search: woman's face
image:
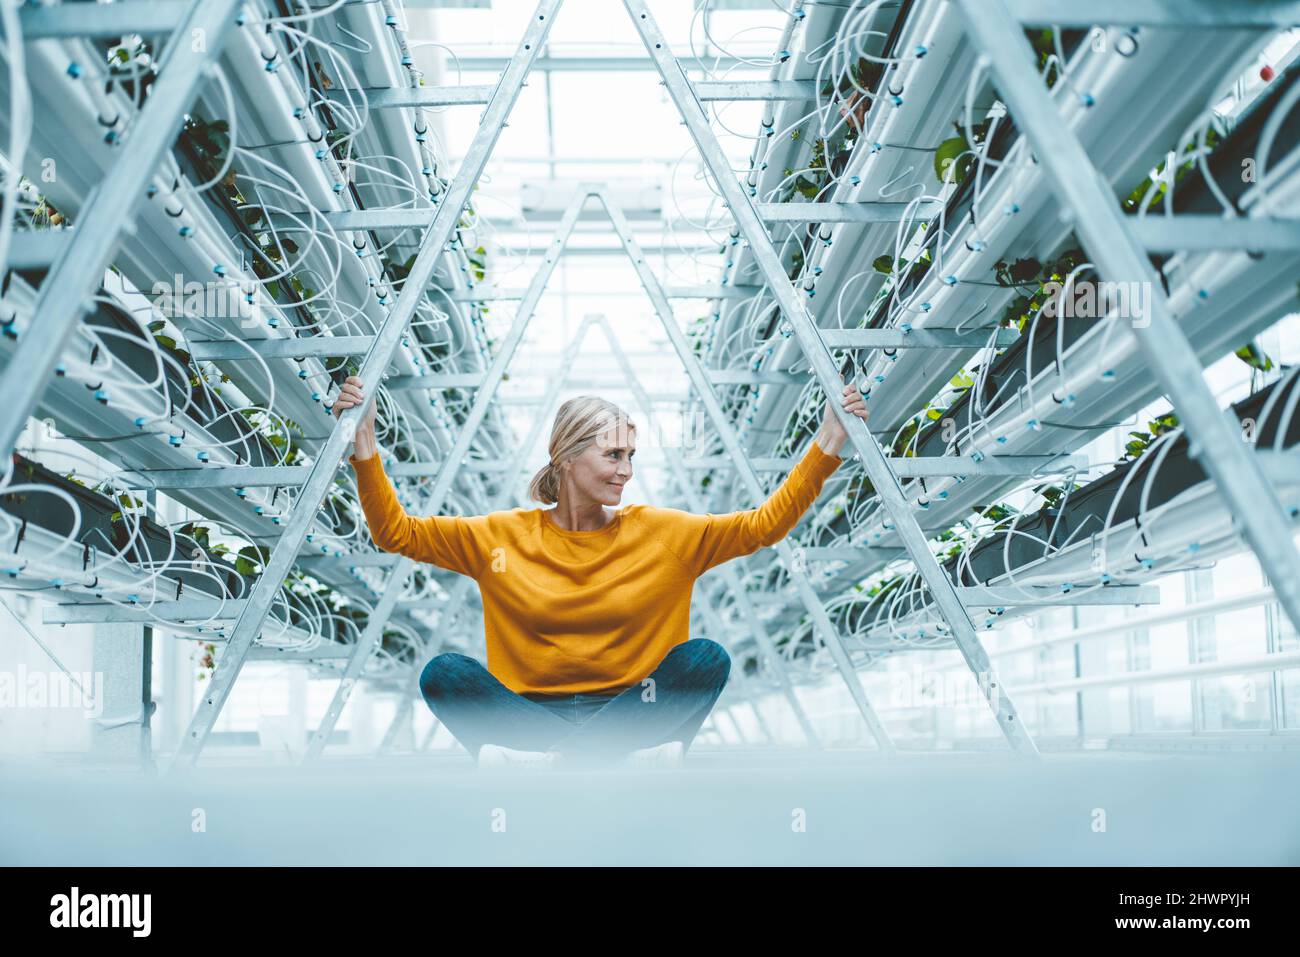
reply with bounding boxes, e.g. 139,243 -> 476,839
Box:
561,424 -> 635,506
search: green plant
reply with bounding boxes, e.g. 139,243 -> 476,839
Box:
1121,412 -> 1180,461
1121,126 -> 1222,213
1234,342 -> 1274,372
1034,482 -> 1083,509
994,246 -> 1087,331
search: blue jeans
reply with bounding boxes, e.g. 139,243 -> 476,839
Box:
418,638 -> 731,767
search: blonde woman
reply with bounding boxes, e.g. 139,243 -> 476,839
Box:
333,376 -> 869,769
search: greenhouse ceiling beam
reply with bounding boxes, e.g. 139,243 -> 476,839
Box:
626,0 -> 1039,757
0,0 -> 244,464
168,0 -> 563,771
1002,0 -> 1300,28
958,0 -> 1300,643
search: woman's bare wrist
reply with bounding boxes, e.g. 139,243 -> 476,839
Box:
351,426 -> 379,461
814,426 -> 847,458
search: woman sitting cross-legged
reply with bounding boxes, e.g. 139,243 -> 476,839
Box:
334,377 -> 868,769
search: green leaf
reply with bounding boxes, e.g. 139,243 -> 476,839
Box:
934,136 -> 969,185
1234,343 -> 1274,372
872,255 -> 894,274
794,175 -> 821,200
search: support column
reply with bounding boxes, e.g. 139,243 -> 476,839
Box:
89,622 -> 154,770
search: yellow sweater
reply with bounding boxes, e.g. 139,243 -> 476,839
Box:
349,440 -> 843,695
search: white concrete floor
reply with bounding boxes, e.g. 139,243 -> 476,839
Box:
2,747 -> 1298,865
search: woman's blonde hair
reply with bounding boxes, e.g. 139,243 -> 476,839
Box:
528,395 -> 636,505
